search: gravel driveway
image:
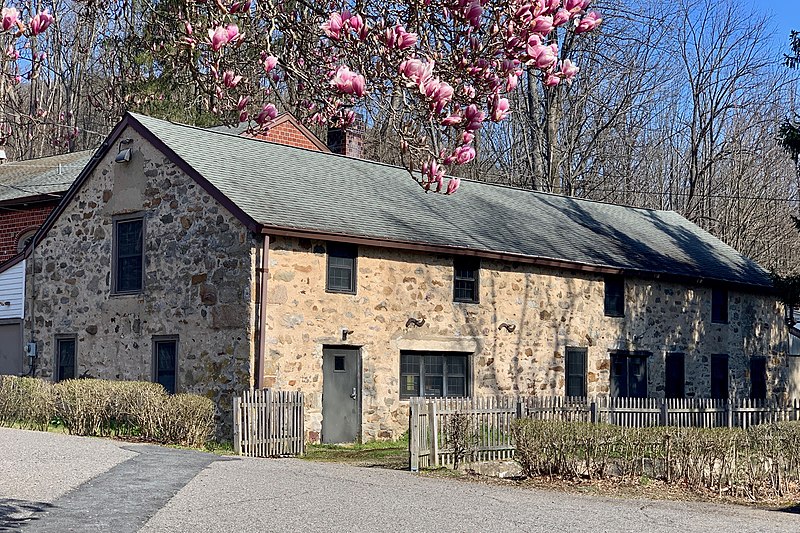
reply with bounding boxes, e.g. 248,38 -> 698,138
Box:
1,428 -> 797,532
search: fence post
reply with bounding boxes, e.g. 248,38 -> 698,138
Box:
725,398 -> 733,428
410,399 -> 420,472
590,399 -> 597,424
428,401 -> 439,468
659,399 -> 668,426
233,395 -> 241,455
516,396 -> 523,419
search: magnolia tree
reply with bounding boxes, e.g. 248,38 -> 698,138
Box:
165,0 -> 601,193
0,7 -> 57,143
0,0 -> 600,192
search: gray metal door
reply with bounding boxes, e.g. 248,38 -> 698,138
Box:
0,322 -> 23,376
322,347 -> 361,443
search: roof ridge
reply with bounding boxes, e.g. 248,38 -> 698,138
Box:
129,112 -> 677,214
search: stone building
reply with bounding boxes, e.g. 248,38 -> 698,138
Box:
5,112 -> 797,442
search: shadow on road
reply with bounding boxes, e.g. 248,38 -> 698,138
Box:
0,498 -> 54,531
773,503 -> 800,515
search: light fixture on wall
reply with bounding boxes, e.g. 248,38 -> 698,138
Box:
405,317 -> 425,328
115,138 -> 134,163
498,322 -> 516,333
341,328 -> 354,341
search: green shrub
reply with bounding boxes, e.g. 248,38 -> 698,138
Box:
0,375 -> 54,430
512,419 -> 800,499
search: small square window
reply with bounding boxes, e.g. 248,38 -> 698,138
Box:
326,243 -> 357,294
153,337 -> 178,394
604,276 -> 624,317
113,217 -> 144,294
334,355 -> 346,372
711,288 -> 728,324
453,257 -> 479,303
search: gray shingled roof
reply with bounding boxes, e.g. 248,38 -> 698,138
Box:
130,113 -> 772,288
0,150 -> 92,203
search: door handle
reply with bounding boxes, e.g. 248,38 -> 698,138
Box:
350,387 -> 357,400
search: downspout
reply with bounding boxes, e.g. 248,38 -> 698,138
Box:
256,235 -> 270,390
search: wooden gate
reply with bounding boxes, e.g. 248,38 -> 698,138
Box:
233,389 -> 305,457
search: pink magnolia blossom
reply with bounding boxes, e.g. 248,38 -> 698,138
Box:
321,12 -> 343,39
489,94 -> 510,122
552,9 -> 570,27
544,73 -> 561,86
464,104 -> 485,132
564,0 -> 590,15
237,95 -> 250,111
542,0 -> 562,15
559,59 -> 579,82
331,65 -> 366,97
184,21 -> 193,36
222,70 -> 242,88
464,0 -> 483,27
421,160 -> 445,191
208,26 -> 228,51
506,73 -> 519,92
441,113 -> 462,126
255,103 -> 278,125
527,41 -> 558,70
29,10 -> 53,36
386,24 -> 417,49
226,24 -> 241,42
5,44 -> 18,59
2,7 -> 18,32
446,177 -> 461,195
574,11 -> 602,33
399,58 -> 435,88
263,55 -> 278,73
454,145 -> 476,164
531,15 -> 553,35
239,111 -> 248,122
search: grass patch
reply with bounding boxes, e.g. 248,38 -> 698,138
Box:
303,437 -> 409,469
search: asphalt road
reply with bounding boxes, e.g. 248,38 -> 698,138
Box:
1,428 -> 798,532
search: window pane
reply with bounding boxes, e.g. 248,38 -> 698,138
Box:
629,357 -> 647,398
424,375 -> 443,397
711,355 -> 728,399
115,219 -> 143,293
453,258 -> 479,302
446,376 -> 465,397
665,353 -> 685,399
326,245 -> 356,292
610,355 -> 627,397
156,341 -> 177,394
750,358 -> 767,400
712,288 -> 728,323
58,339 -> 76,381
565,348 -> 587,397
425,356 -> 443,376
604,276 -> 624,316
400,354 -> 420,398
447,357 -> 466,376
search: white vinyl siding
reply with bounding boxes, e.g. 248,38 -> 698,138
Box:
0,261 -> 24,319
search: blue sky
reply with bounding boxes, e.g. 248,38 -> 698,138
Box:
755,0 -> 799,59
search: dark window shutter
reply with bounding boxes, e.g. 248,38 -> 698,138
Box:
610,354 -> 627,397
749,357 -> 767,400
710,354 -> 729,399
665,353 -> 685,399
565,347 -> 587,397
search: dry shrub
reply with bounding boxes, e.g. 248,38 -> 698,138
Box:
513,419 -> 800,499
0,375 -> 55,430
158,394 -> 215,448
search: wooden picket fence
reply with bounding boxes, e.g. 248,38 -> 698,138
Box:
233,389 -> 305,457
409,396 -> 800,471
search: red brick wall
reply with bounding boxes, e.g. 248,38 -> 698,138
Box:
246,121 -> 324,151
0,203 -> 55,262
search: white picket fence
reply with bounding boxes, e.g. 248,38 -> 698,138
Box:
409,396 -> 800,471
233,389 -> 305,457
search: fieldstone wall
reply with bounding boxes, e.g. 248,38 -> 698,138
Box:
265,236 -> 789,442
25,127 -> 258,426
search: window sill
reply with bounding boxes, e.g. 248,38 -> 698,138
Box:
604,313 -> 625,318
325,289 -> 357,295
110,291 -> 145,298
453,299 -> 480,305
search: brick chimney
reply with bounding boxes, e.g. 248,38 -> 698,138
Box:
327,116 -> 364,159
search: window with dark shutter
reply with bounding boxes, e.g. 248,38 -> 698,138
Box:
749,357 -> 767,400
710,354 -> 729,399
711,288 -> 728,324
113,218 -> 144,294
610,351 -> 649,398
453,257 -> 480,303
604,276 -> 624,317
56,337 -> 76,382
153,338 -> 178,394
400,352 -> 469,399
665,353 -> 685,399
326,243 -> 357,293
565,347 -> 587,397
